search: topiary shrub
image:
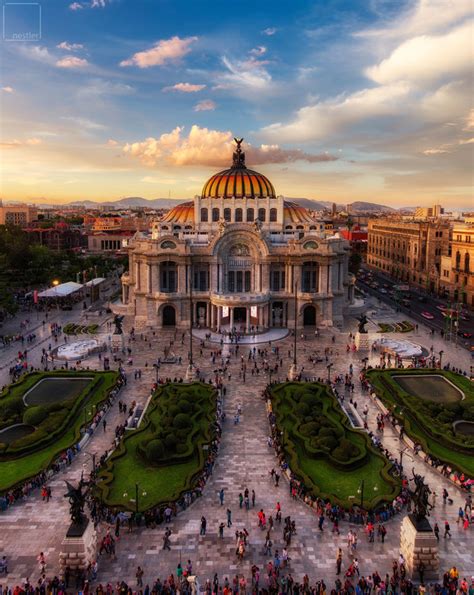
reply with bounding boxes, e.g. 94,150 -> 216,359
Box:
332,438 -> 359,462
173,413 -> 192,429
296,402 -> 310,417
164,434 -> 178,452
300,422 -> 320,436
23,405 -> 48,426
177,400 -> 192,414
301,393 -> 320,409
146,439 -> 165,462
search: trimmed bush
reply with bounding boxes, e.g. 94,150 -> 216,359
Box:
146,439 -> 165,462
23,405 -> 48,426
173,413 -> 191,429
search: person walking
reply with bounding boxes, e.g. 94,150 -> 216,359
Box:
219,522 -> 225,539
227,508 -> 232,528
219,488 -> 225,506
336,548 -> 342,575
136,566 -> 144,588
444,520 -> 451,538
417,560 -> 426,585
200,516 -> 207,536
434,522 -> 440,541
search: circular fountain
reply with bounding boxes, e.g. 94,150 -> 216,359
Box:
54,339 -> 103,361
373,337 -> 424,359
453,420 -> 474,436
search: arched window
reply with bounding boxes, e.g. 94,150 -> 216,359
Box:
285,225 -> 293,230
302,261 -> 319,293
235,208 -> 243,222
160,262 -> 177,293
224,208 -> 231,222
246,208 -> 254,222
456,251 -> 461,269
465,252 -> 470,273
258,208 -> 266,222
270,208 -> 277,222
200,208 -> 208,222
212,208 -> 220,222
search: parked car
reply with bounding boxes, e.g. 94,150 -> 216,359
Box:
421,311 -> 435,320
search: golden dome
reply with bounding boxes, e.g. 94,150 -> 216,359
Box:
201,138 -> 276,199
161,201 -> 194,224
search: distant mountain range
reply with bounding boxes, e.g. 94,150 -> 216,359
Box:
34,196 -> 397,213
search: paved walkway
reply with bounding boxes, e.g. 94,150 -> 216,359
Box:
0,297 -> 473,589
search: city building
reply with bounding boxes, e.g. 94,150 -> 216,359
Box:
414,204 -> 444,218
367,218 -> 450,292
443,224 -> 474,307
340,226 -> 368,261
25,222 -> 86,251
0,202 -> 38,227
120,140 -> 353,330
87,230 -> 133,253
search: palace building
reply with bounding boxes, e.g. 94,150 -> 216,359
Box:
120,140 -> 353,330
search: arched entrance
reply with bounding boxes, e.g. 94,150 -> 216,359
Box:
303,305 -> 316,326
234,307 -> 247,323
162,305 -> 176,327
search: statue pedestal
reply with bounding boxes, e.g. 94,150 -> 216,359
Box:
288,363 -> 299,381
185,364 -> 197,382
110,334 -> 124,351
400,515 -> 439,580
354,332 -> 370,351
59,519 -> 97,576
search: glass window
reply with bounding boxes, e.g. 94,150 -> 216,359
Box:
258,208 -> 266,222
228,271 -> 235,292
245,270 -> 251,292
160,262 -> 177,292
224,208 -> 231,222
212,208 -> 220,222
302,262 -> 319,293
235,208 -> 243,222
201,208 -> 208,222
247,208 -> 254,222
270,208 -> 277,222
236,271 -> 243,292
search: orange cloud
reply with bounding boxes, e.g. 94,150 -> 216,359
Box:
56,56 -> 89,68
120,36 -> 198,68
123,125 -> 337,167
163,82 -> 206,93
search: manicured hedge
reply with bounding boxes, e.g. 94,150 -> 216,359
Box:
270,382 -> 400,510
0,370 -> 119,492
366,369 -> 474,476
96,382 -> 217,512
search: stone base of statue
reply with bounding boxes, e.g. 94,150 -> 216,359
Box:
110,333 -> 125,351
354,332 -> 370,351
400,515 -> 439,580
59,518 -> 97,576
186,363 -> 197,381
288,363 -> 299,381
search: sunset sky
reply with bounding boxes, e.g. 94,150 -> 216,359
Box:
1,0 -> 473,207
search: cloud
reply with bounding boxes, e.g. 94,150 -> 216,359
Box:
1,138 -> 42,148
215,56 -> 272,91
141,176 -> 177,184
250,46 -> 267,56
163,82 -> 206,93
123,125 -> 338,167
2,86 -> 14,93
78,78 -> 134,97
57,41 -> 84,51
459,137 -> 474,145
107,139 -> 119,146
464,109 -> 474,131
69,2 -> 83,9
56,56 -> 89,68
262,27 -> 277,36
422,148 -> 450,155
194,99 -> 216,112
366,20 -> 473,85
61,116 -> 106,130
14,45 -> 56,66
262,82 -> 411,142
120,36 -> 198,68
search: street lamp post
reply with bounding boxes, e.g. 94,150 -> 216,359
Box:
439,350 -> 444,369
288,280 -> 298,380
186,270 -> 196,381
327,362 -> 333,382
358,479 -> 365,509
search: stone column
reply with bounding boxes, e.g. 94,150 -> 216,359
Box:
210,304 -> 215,330
246,307 -> 250,333
217,306 -> 221,330
229,307 -> 234,330
400,516 -> 439,580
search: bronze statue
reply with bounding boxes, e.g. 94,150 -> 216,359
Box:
232,137 -> 246,169
64,480 -> 87,526
113,314 -> 124,335
357,314 -> 368,334
409,469 -> 433,523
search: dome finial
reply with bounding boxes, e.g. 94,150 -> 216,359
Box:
232,137 -> 246,169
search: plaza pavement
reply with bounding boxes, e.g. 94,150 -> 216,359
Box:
0,296 -> 473,589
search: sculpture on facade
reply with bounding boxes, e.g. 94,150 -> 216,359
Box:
254,218 -> 262,232
232,138 -> 246,168
113,314 -> 124,335
357,314 -> 368,334
218,219 -> 227,235
64,480 -> 87,526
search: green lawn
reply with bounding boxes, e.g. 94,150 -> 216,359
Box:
367,369 -> 474,476
0,371 -> 119,491
97,382 -> 216,512
270,382 -> 399,510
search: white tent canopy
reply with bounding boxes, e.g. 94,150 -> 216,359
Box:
84,277 -> 106,287
38,281 -> 84,298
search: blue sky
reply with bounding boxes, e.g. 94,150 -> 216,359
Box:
1,0 -> 473,206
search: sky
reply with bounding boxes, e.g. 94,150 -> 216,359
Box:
0,0 -> 473,207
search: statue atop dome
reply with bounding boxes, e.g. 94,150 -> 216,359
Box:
232,137 -> 246,169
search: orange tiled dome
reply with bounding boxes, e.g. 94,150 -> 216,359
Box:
161,201 -> 194,224
201,138 -> 276,199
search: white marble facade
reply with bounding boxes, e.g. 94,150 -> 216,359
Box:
121,142 -> 354,330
